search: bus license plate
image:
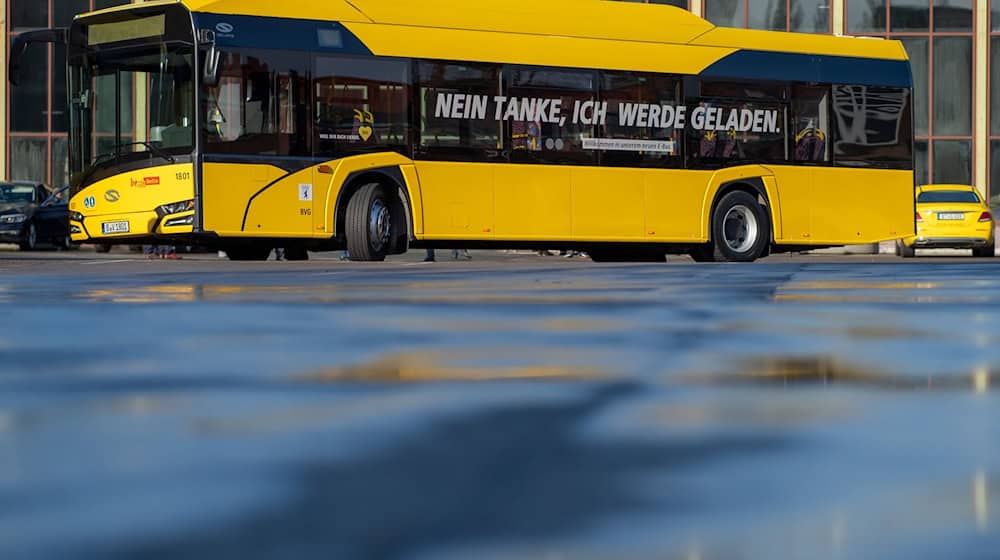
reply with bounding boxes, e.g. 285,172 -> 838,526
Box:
937,212 -> 965,221
102,221 -> 130,234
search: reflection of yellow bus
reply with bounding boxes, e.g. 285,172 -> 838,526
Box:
11,0 -> 914,262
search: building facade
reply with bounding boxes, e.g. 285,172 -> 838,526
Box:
1,0 -> 995,198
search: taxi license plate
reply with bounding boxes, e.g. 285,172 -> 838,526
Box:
937,212 -> 965,221
101,221 -> 130,234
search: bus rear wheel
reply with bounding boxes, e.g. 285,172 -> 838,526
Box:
345,183 -> 394,262
705,191 -> 771,262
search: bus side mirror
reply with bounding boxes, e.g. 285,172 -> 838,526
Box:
198,29 -> 221,87
9,28 -> 67,85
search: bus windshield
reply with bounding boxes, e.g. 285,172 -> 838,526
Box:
69,44 -> 195,188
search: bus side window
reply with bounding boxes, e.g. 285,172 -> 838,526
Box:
791,85 -> 830,163
831,85 -> 913,169
599,71 -> 682,168
313,55 -> 410,159
506,66 -> 597,166
415,61 -> 503,162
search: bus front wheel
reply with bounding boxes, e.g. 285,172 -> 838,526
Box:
705,191 -> 771,262
345,183 -> 393,262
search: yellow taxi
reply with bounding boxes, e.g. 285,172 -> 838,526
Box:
896,185 -> 995,258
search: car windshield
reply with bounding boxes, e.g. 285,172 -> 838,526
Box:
917,190 -> 981,204
0,185 -> 36,204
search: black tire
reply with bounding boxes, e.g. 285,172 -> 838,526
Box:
707,191 -> 770,262
588,247 -> 666,263
973,242 -> 995,258
59,234 -> 74,250
225,246 -> 272,261
896,239 -> 915,258
94,243 -> 112,253
283,246 -> 310,261
345,183 -> 394,262
18,222 -> 37,251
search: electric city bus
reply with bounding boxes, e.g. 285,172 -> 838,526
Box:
8,0 -> 915,261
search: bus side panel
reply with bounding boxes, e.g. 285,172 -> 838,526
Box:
202,163 -> 288,236
571,167 -> 644,240
699,165 -> 777,240
494,164 -> 571,240
643,169 -> 715,242
765,165 -> 813,243
243,167 -> 317,237
809,168 -> 914,244
413,162 -> 494,240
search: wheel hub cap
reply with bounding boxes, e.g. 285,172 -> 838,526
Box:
723,205 -> 758,253
369,200 -> 391,252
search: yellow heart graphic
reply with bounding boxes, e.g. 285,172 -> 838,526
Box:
358,126 -> 373,142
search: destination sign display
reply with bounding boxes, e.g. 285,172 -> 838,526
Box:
88,15 -> 166,46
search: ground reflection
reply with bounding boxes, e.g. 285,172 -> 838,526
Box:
296,351 -> 607,384
683,355 -> 996,392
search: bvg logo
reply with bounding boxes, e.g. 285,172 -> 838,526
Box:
104,190 -> 120,203
130,176 -> 160,187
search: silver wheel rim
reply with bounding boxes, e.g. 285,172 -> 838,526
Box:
369,199 -> 391,252
723,205 -> 758,254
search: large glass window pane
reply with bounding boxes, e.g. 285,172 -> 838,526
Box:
54,0 -> 90,27
686,93 -> 788,168
93,73 -> 133,135
51,137 -> 70,188
933,37 -> 972,136
416,61 -> 503,162
934,0 -> 973,31
932,140 -> 972,184
848,0 -> 886,33
313,56 -> 409,159
993,0 -> 1000,31
599,72 -> 682,168
52,45 -> 69,133
992,38 -> 1000,136
915,140 -> 929,185
791,85 -> 831,163
11,43 -> 48,132
706,0 -> 744,27
791,0 -> 831,33
890,0 -> 930,31
748,0 -> 787,30
507,67 -> 598,165
991,141 -> 1000,200
832,86 -> 913,168
901,37 -> 929,137
94,0 -> 130,9
12,0 -> 49,30
9,138 -> 49,183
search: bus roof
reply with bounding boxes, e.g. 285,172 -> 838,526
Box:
178,0 -> 906,61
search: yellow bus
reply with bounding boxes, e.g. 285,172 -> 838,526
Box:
9,0 -> 915,262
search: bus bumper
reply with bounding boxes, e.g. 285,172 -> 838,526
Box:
71,210 -> 194,243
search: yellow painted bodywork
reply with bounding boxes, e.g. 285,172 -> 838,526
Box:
900,184 -> 994,247
204,153 -> 420,240
68,163 -> 195,242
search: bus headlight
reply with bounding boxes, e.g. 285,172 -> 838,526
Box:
0,214 -> 27,224
164,215 -> 194,227
157,200 -> 195,216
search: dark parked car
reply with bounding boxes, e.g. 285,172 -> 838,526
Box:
0,182 -> 73,251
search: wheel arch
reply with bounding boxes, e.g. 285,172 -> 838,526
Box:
703,174 -> 779,243
333,166 -> 414,243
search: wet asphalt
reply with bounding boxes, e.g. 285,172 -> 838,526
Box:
0,248 -> 998,559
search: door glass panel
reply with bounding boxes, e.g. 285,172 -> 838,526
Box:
11,43 -> 48,132
933,37 -> 972,136
10,138 -> 49,183
900,37 -> 929,137
932,140 -> 972,184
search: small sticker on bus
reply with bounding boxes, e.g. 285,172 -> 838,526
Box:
299,184 -> 313,202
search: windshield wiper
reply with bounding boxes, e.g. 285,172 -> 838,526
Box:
118,141 -> 176,164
